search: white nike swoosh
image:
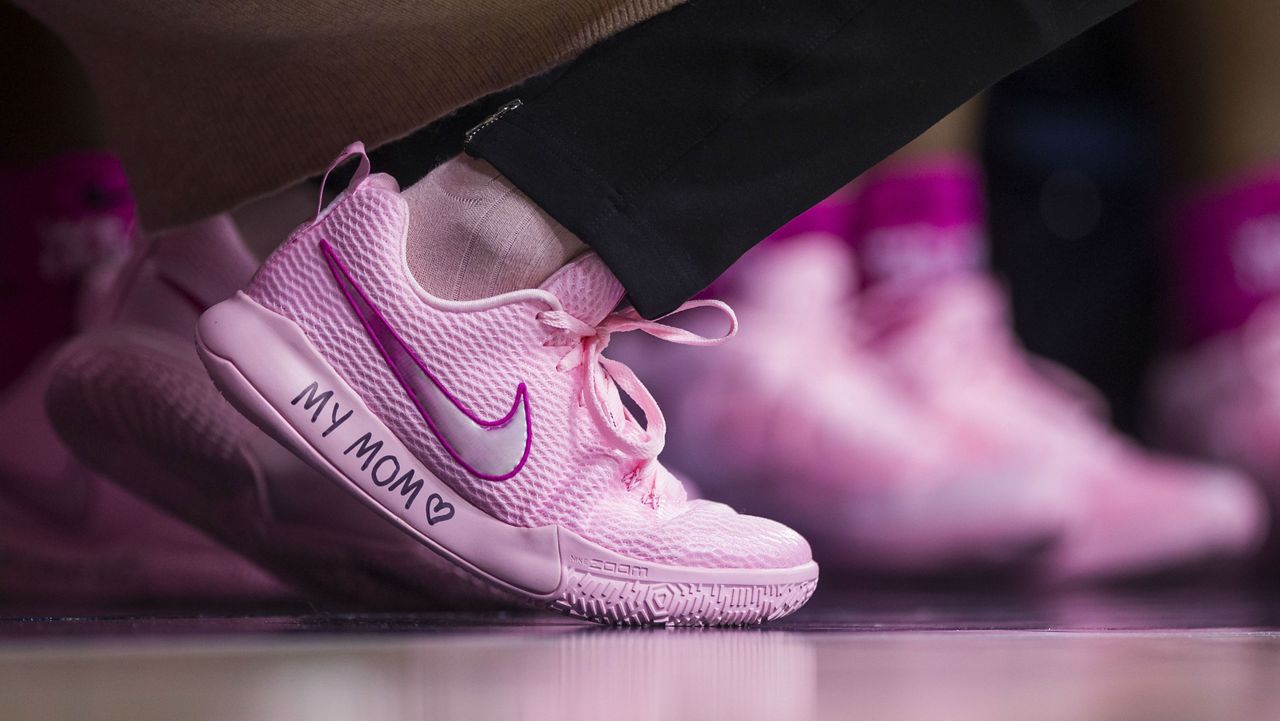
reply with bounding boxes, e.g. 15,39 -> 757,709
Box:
320,240 -> 531,480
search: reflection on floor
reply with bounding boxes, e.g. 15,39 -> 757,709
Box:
3,583 -> 1280,721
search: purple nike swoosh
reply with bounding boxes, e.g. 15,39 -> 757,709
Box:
320,239 -> 531,481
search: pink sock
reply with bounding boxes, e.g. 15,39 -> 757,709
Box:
0,150 -> 135,388
401,155 -> 586,301
850,154 -> 986,288
1173,164 -> 1280,346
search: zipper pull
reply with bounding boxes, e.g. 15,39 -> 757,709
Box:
465,99 -> 523,145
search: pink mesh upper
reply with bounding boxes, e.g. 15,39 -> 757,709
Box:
246,178 -> 810,570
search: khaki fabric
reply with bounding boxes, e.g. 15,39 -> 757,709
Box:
17,0 -> 683,229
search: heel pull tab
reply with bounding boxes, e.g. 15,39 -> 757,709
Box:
315,141 -> 372,221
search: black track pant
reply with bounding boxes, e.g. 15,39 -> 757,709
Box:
460,0 -> 1132,318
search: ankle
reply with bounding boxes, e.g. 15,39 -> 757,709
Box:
402,155 -> 585,301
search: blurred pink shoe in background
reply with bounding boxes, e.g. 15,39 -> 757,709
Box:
1149,167 -> 1280,557
864,271 -> 1267,582
0,154 -> 289,604
1149,298 -> 1280,543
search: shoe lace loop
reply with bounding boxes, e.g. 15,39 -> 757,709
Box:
537,299 -> 737,506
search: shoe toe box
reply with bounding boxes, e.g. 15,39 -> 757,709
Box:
660,499 -> 814,570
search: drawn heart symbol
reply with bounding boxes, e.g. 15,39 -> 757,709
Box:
426,493 -> 455,525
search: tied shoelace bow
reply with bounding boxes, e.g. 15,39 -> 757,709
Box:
537,299 -> 737,507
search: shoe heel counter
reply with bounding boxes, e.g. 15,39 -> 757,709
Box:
242,221 -> 321,317
242,184 -> 411,334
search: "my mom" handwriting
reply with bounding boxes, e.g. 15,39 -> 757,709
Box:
291,381 -> 455,525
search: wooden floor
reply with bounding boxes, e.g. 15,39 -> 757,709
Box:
4,584 -> 1280,721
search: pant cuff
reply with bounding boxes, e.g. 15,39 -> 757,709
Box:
466,117 -> 704,318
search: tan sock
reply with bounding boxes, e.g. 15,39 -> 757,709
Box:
402,154 -> 586,300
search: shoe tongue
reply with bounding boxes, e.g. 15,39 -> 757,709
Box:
539,252 -> 625,325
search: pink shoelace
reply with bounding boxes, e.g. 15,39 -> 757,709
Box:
538,299 -> 737,507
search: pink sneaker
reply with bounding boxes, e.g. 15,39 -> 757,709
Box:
1150,298 -> 1280,527
614,234 -> 1064,573
195,144 -> 817,625
0,206 -> 288,604
0,355 -> 289,604
864,272 -> 1267,581
46,214 -> 509,609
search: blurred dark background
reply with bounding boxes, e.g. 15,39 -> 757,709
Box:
984,6 -> 1164,436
